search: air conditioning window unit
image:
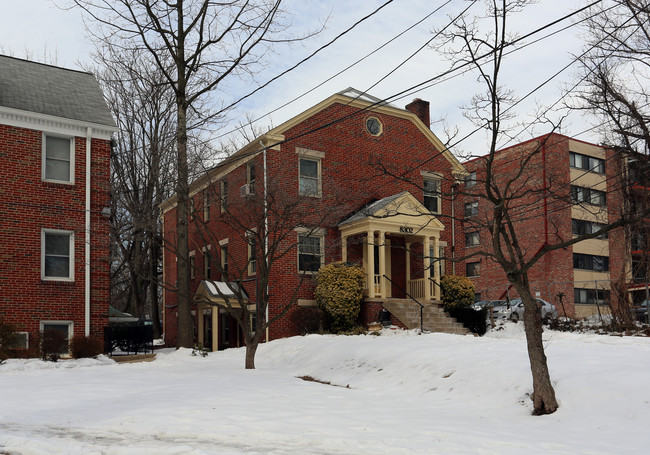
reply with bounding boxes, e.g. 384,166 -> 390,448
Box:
240,184 -> 254,197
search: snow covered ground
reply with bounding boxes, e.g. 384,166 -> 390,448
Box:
1,323 -> 649,454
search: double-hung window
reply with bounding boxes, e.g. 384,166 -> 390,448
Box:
299,157 -> 321,197
465,201 -> 479,218
423,178 -> 441,213
247,233 -> 257,276
247,162 -> 256,194
296,148 -> 325,197
42,229 -> 74,281
466,261 -> 480,277
43,134 -> 74,183
465,171 -> 477,188
298,233 -> 324,273
203,190 -> 211,221
220,241 -> 229,276
465,231 -> 480,247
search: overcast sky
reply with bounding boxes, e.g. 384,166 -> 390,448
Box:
1,0 -> 602,159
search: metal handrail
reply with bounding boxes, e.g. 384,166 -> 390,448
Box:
382,275 -> 425,332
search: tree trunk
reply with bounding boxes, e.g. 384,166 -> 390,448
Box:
511,279 -> 559,415
245,341 -> 258,369
175,99 -> 193,348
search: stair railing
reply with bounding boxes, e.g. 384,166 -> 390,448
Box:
382,275 -> 424,332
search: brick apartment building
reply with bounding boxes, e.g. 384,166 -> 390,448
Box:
0,56 -> 117,355
461,133 -> 631,318
161,89 -> 470,350
627,155 -> 650,305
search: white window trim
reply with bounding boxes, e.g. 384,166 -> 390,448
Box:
422,176 -> 442,215
298,156 -> 322,198
203,190 -> 211,221
202,245 -> 212,278
247,230 -> 257,276
41,229 -> 75,282
296,229 -> 325,275
465,171 -> 477,187
42,133 -> 75,184
219,239 -> 229,275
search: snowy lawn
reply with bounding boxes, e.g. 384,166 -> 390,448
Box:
1,323 -> 649,454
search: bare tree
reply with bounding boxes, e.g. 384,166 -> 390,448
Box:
188,154 -> 352,369
431,0 -> 650,415
73,0 -> 317,347
578,0 -> 650,313
92,46 -> 177,338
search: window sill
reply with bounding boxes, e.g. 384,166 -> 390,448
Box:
42,179 -> 75,187
41,278 -> 75,285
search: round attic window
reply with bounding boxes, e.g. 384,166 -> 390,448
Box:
366,117 -> 382,136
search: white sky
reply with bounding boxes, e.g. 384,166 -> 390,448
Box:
0,0 -> 602,158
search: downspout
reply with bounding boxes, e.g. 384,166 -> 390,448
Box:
451,182 -> 457,274
85,128 -> 92,337
260,140 -> 269,343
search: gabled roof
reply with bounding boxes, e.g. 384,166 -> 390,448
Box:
338,191 -> 444,238
194,280 -> 249,308
161,88 -> 467,212
0,55 -> 115,128
339,192 -> 408,225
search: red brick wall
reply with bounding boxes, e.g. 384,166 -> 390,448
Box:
163,100 -> 462,344
0,124 -> 111,355
460,133 -> 621,317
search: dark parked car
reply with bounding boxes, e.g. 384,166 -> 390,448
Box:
635,300 -> 650,322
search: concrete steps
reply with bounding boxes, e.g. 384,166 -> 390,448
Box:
381,299 -> 471,335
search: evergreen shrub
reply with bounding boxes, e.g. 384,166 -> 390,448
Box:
315,262 -> 365,333
440,275 -> 475,310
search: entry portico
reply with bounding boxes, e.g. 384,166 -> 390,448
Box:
193,280 -> 250,352
338,192 -> 444,301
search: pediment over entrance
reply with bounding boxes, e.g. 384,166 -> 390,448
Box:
338,191 -> 444,238
194,280 -> 249,309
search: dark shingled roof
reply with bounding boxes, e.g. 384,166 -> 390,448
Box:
0,55 -> 115,128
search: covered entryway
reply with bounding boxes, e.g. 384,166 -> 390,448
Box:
194,280 -> 251,352
338,192 -> 444,301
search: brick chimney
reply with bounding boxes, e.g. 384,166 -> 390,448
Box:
405,98 -> 430,129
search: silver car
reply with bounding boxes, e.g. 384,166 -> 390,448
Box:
509,298 -> 558,321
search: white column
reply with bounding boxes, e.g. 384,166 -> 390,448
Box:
341,235 -> 348,262
378,231 -> 386,298
405,242 -> 411,294
367,231 -> 375,297
433,236 -> 440,300
212,308 -> 219,352
197,305 -> 204,347
423,236 -> 431,301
